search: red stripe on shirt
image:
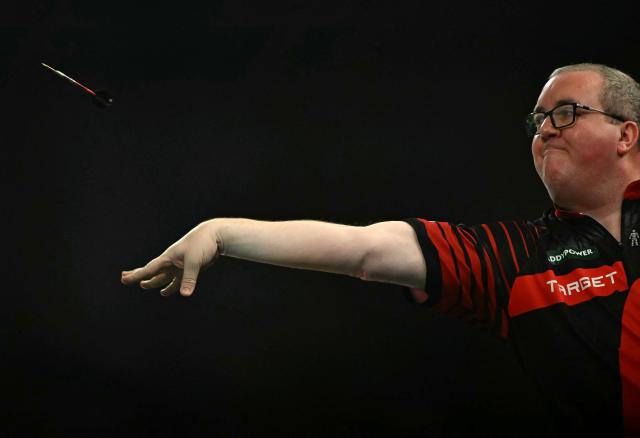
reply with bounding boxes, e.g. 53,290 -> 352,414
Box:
482,241 -> 499,327
499,221 -> 520,272
513,222 -> 530,258
479,224 -> 511,337
459,228 -> 490,322
620,278 -> 640,438
425,222 -> 459,311
499,310 -> 508,338
442,223 -> 474,311
481,224 -> 510,293
422,222 -> 507,336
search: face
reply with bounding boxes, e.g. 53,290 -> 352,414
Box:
531,70 -> 621,207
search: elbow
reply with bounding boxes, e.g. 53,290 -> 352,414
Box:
359,246 -> 427,289
354,222 -> 426,289
358,249 -> 383,283
357,265 -> 371,282
354,251 -> 371,282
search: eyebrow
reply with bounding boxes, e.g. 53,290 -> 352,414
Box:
533,99 -> 577,113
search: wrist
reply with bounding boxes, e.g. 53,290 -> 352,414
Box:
204,218 -> 226,256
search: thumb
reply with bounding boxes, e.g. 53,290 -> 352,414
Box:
180,257 -> 201,297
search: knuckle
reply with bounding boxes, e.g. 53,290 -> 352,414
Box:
182,277 -> 197,287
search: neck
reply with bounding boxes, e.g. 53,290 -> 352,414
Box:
554,177 -> 637,242
581,204 -> 622,242
558,153 -> 640,240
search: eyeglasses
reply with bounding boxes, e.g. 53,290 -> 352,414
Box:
525,102 -> 626,137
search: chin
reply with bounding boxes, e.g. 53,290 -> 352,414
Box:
541,156 -> 570,184
541,169 -> 571,205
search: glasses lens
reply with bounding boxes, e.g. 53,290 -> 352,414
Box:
551,104 -> 575,128
526,113 -> 543,137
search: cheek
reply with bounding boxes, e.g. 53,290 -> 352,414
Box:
568,125 -> 617,162
569,139 -> 608,167
531,140 -> 544,171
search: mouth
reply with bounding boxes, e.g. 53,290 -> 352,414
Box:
542,144 -> 566,155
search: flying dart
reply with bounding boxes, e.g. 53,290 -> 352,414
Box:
41,62 -> 113,108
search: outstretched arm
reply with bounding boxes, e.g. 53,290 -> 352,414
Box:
121,218 -> 426,297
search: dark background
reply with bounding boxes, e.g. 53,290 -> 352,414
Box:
4,1 -> 639,437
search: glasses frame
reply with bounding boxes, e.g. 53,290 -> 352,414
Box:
526,102 -> 627,137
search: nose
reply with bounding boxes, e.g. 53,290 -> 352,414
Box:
538,115 -> 560,140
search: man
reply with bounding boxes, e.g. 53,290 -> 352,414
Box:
122,63 -> 640,436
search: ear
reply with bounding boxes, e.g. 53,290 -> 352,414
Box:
617,121 -> 639,156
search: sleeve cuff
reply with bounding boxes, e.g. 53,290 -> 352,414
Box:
402,218 -> 443,306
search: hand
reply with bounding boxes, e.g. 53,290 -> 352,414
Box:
121,221 -> 220,297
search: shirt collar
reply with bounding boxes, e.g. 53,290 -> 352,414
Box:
623,179 -> 640,200
553,179 -> 640,219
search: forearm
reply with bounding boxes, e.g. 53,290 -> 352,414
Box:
211,218 -> 370,279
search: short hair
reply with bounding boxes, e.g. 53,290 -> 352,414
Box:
549,63 -> 640,144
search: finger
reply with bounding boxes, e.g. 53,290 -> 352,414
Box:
121,256 -> 170,284
160,277 -> 180,297
179,257 -> 201,297
140,271 -> 173,289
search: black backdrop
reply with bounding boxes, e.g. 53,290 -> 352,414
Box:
4,2 -> 639,437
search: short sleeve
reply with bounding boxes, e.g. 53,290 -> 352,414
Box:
401,218 -> 538,337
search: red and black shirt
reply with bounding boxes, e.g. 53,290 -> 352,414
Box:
403,180 -> 640,437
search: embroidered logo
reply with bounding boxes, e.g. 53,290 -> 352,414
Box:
546,247 -> 599,265
631,229 -> 639,247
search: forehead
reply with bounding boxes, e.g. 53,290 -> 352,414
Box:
534,70 -> 603,111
